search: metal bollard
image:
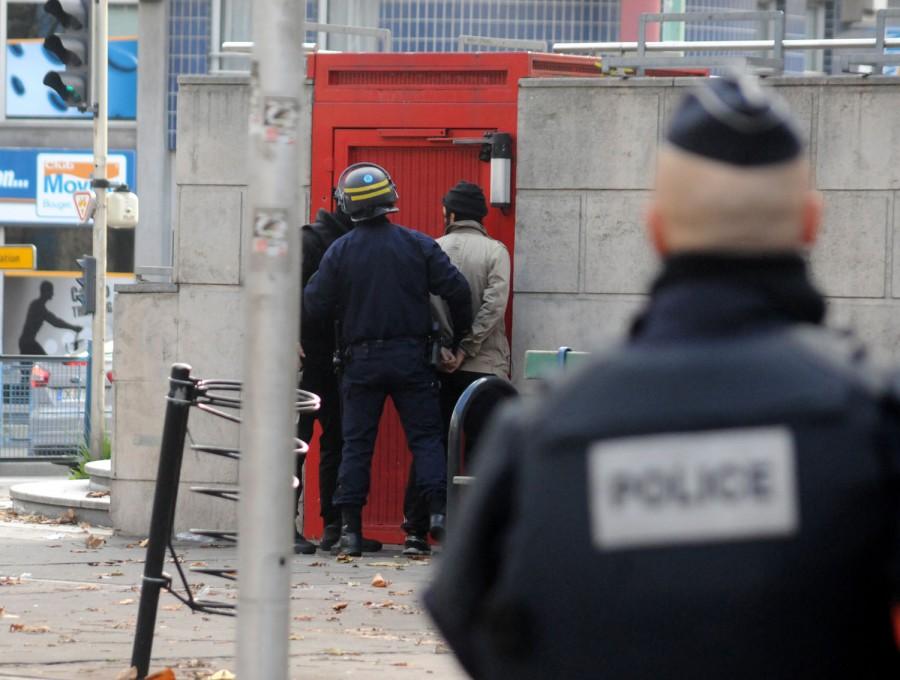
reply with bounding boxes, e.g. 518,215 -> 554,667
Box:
131,364 -> 195,678
446,376 -> 518,528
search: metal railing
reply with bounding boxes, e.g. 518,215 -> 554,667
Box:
457,35 -> 549,52
552,8 -> 900,76
0,355 -> 91,462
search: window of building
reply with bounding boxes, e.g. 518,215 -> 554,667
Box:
4,225 -> 134,274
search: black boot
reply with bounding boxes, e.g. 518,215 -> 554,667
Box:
428,494 -> 447,543
318,521 -> 341,552
331,506 -> 363,557
294,531 -> 316,555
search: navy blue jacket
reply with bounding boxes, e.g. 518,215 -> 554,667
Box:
304,217 -> 472,348
427,254 -> 900,680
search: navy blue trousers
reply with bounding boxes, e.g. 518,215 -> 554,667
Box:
334,338 -> 447,511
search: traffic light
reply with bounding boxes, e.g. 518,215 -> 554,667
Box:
41,0 -> 91,110
75,255 -> 96,315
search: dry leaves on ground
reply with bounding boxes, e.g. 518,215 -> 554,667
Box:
208,672 -> 236,680
86,490 -> 110,498
162,604 -> 183,612
371,573 -> 390,588
114,668 -> 138,680
9,623 -> 51,633
117,598 -> 135,605
288,633 -> 304,640
335,554 -> 355,564
85,534 -> 106,549
76,584 -> 99,591
0,576 -> 22,586
332,601 -> 349,612
366,561 -> 406,569
293,614 -> 314,621
58,509 -> 77,524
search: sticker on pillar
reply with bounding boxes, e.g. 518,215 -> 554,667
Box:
253,208 -> 289,257
262,96 -> 299,145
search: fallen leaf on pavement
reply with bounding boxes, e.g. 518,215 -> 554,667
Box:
85,534 -> 106,549
58,635 -> 76,643
208,672 -> 236,680
162,604 -> 183,612
76,584 -> 99,591
139,538 -> 150,547
0,576 -> 22,586
366,561 -> 406,569
0,607 -> 4,617
371,573 -> 390,588
190,561 -> 208,568
332,601 -> 348,612
114,668 -> 138,680
364,599 -> 396,609
335,554 -> 355,564
9,623 -> 51,633
117,599 -> 135,605
146,669 -> 176,680
389,590 -> 412,596
58,509 -> 76,524
392,662 -> 409,667
288,634 -> 304,640
322,648 -> 362,657
293,615 -> 314,621
86,490 -> 109,498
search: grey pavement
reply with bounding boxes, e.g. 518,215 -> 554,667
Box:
0,511 -> 466,679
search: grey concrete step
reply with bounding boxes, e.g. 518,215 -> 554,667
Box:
9,479 -> 111,527
85,458 -> 112,492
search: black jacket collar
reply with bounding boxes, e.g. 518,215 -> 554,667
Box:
630,252 -> 826,344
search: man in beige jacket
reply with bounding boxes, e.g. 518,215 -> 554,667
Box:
401,180 -> 511,555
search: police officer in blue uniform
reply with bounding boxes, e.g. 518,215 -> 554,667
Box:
426,75 -> 900,679
304,163 -> 472,556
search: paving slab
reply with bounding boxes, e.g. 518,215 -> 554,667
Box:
0,513 -> 465,679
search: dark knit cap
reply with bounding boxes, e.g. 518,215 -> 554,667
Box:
443,181 -> 488,219
667,74 -> 803,166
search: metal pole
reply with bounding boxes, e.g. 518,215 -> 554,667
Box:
237,0 -> 305,678
552,36 -> 900,53
90,0 -> 108,459
131,364 -> 194,679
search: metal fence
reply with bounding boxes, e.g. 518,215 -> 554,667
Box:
0,356 -> 89,461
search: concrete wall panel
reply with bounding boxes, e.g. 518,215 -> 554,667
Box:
518,84 -> 660,190
810,191 -> 889,298
514,191 -> 581,293
111,479 -> 237,537
175,78 -> 251,186
816,87 -> 900,191
584,191 -> 658,295
510,293 -> 643,382
176,285 -> 245,382
176,186 -> 245,285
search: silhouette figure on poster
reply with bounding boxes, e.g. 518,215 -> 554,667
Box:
18,281 -> 82,355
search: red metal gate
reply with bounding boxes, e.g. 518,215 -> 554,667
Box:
303,52 -> 601,545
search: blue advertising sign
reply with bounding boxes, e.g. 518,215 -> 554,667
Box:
0,148 -> 136,225
6,38 -> 137,119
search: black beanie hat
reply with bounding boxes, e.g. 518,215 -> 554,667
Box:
443,181 -> 488,220
667,74 -> 803,166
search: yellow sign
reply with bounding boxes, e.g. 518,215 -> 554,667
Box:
0,245 -> 37,270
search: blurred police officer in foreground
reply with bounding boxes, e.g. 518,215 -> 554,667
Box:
426,75 -> 900,679
305,163 -> 472,556
294,206 -> 381,555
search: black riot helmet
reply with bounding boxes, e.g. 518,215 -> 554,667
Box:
334,162 -> 399,223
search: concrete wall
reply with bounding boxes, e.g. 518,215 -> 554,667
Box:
513,76 -> 900,380
110,76 -> 312,535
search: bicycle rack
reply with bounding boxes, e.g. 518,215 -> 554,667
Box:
130,363 -> 319,679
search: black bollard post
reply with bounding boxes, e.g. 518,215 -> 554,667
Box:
131,364 -> 195,678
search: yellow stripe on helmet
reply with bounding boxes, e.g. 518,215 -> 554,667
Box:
343,178 -> 390,194
348,186 -> 394,201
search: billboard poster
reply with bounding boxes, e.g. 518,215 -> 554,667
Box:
2,275 -> 133,355
6,38 -> 137,119
0,148 -> 135,226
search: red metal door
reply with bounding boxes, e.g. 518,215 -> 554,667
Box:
304,127 -> 505,545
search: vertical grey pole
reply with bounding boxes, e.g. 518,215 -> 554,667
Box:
237,1 -> 305,678
90,0 -> 109,459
